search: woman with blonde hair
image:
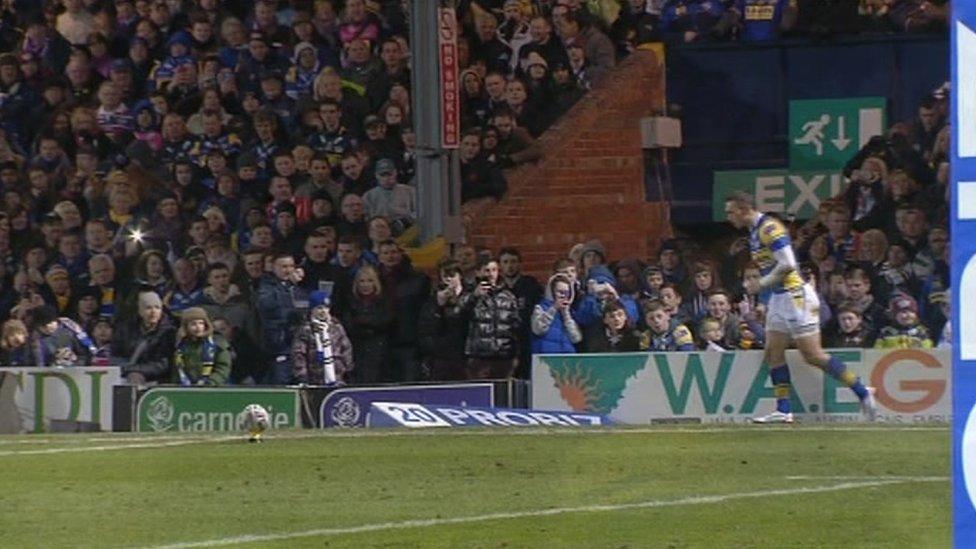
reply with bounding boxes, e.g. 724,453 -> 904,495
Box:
312,66 -> 341,102
343,264 -> 393,384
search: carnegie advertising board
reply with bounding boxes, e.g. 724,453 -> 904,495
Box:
532,349 -> 950,424
136,387 -> 300,433
0,367 -> 121,433
320,384 -> 494,427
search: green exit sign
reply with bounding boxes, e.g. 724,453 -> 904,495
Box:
789,97 -> 887,170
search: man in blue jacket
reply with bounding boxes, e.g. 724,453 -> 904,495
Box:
256,251 -> 306,384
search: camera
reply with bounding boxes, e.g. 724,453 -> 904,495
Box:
437,282 -> 449,292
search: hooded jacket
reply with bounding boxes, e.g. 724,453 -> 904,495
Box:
173,307 -> 231,385
531,275 -> 582,354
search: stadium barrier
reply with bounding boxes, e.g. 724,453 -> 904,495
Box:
532,348 -> 950,424
112,379 -> 530,433
0,367 -> 122,433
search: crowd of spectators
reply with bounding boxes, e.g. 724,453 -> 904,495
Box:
0,0 -> 952,386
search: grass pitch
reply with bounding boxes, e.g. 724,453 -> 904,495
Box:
0,425 -> 949,548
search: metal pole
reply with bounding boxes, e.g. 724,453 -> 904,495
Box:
410,0 -> 462,245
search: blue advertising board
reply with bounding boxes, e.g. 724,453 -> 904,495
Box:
319,384 -> 493,427
367,402 -> 613,429
953,5 -> 976,545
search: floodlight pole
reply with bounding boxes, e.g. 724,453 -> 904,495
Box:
410,0 -> 463,246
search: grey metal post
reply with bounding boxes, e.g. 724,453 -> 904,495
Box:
410,0 -> 462,245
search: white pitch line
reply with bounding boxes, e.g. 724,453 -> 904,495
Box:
0,424 -> 948,455
260,425 -> 950,439
0,436 -> 239,456
787,475 -> 949,482
147,478 -> 943,549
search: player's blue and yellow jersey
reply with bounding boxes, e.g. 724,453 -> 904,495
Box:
749,214 -> 804,297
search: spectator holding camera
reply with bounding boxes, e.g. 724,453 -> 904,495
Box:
378,240 -> 430,382
576,264 -> 637,327
841,157 -> 888,232
418,260 -> 469,380
461,256 -> 521,379
531,273 -> 583,354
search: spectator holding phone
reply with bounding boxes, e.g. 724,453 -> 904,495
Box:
460,256 -> 521,379
531,274 -> 583,354
418,260 -> 469,380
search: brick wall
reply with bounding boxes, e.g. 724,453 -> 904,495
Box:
465,49 -> 672,280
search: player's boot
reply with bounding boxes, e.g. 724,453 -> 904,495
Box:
751,411 -> 794,424
861,386 -> 878,422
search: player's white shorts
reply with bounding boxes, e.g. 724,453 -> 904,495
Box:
766,283 -> 820,337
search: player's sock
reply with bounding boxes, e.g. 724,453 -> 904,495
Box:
770,364 -> 792,413
824,355 -> 869,400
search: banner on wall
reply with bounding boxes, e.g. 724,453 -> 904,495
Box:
136,387 -> 300,433
711,169 -> 845,221
0,367 -> 121,433
532,349 -> 950,424
319,384 -> 494,428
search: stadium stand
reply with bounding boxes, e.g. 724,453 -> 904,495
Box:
0,0 -> 950,386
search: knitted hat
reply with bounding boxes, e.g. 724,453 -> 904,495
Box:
45,264 -> 69,281
375,158 -> 397,174
524,51 -> 548,70
292,41 -> 317,63
310,290 -> 331,309
180,307 -> 209,323
178,307 -> 212,339
890,294 -> 918,316
236,152 -> 258,170
32,305 -> 59,327
579,239 -> 606,261
659,239 -> 680,253
138,291 -> 163,311
166,31 -> 193,50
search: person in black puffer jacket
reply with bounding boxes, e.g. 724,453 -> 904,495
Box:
460,256 -> 520,380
